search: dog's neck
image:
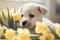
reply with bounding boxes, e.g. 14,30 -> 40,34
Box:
29,26 -> 36,34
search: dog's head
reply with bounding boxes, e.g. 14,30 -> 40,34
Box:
18,3 -> 48,28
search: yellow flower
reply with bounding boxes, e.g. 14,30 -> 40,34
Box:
12,13 -> 21,21
35,22 -> 48,33
54,23 -> 60,37
40,32 -> 54,40
17,33 -> 31,40
17,28 -> 23,34
17,28 -> 30,40
12,36 -> 16,40
56,27 -> 60,36
5,29 -> 16,40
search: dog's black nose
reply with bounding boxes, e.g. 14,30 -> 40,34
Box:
22,21 -> 27,26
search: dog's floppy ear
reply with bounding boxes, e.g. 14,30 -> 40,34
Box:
37,5 -> 48,15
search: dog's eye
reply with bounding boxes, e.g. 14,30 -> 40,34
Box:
21,15 -> 23,17
29,14 -> 35,18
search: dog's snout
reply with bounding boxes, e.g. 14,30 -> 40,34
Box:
22,21 -> 27,26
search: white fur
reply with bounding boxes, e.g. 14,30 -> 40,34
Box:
18,3 -> 55,31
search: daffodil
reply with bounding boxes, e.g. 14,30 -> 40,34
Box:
39,32 -> 54,40
12,13 -> 21,21
54,23 -> 60,37
12,36 -> 16,40
17,28 -> 31,40
5,29 -> 16,40
35,22 -> 48,33
17,28 -> 23,34
56,27 -> 60,37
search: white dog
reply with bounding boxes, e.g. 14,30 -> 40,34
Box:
18,3 -> 55,31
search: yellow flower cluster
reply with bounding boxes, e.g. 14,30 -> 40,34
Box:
35,22 -> 48,33
0,20 -> 60,40
5,29 -> 16,40
3,26 -> 30,40
40,32 -> 54,40
56,27 -> 60,36
35,22 -> 55,40
55,24 -> 60,37
17,28 -> 31,40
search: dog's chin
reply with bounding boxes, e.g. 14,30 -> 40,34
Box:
21,24 -> 35,29
22,25 -> 35,29
22,24 -> 32,28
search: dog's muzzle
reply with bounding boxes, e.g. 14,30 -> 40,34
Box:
21,21 -> 33,28
22,21 -> 27,27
